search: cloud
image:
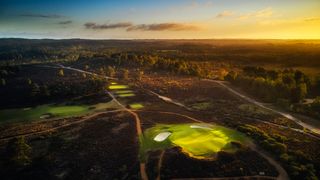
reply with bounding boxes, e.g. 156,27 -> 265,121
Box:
84,22 -> 133,29
186,0 -> 213,10
239,7 -> 273,20
20,13 -> 64,19
170,0 -> 213,12
84,22 -> 199,31
58,20 -> 72,25
127,23 -> 199,31
216,11 -> 234,18
304,17 -> 320,22
258,16 -> 320,26
254,7 -> 273,18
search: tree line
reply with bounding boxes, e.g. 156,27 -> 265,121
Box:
0,67 -> 107,108
111,53 -> 217,78
225,66 -> 320,103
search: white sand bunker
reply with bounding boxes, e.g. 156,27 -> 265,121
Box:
190,124 -> 212,130
153,132 -> 172,142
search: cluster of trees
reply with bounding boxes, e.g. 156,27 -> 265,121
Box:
98,66 -> 116,77
0,41 -> 83,65
238,125 -> 318,179
27,78 -> 106,101
1,136 -> 67,179
112,53 -> 216,78
225,67 -> 319,103
0,65 -> 21,86
95,64 -> 144,81
6,137 -> 32,167
0,65 -> 109,108
291,97 -> 320,119
238,125 -> 287,154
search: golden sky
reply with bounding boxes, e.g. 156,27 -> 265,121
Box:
1,0 -> 320,39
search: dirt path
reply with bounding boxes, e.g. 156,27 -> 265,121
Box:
140,81 -> 320,141
105,91 -> 143,135
143,89 -> 192,111
249,142 -> 289,180
156,150 -> 165,180
55,64 -> 148,180
203,79 -> 320,135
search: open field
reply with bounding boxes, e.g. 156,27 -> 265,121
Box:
0,39 -> 320,179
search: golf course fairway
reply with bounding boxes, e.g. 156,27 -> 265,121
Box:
140,123 -> 249,160
0,101 -> 117,124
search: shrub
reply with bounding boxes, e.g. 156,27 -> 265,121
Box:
6,137 -> 32,167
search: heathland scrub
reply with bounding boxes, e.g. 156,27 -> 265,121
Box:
140,123 -> 249,161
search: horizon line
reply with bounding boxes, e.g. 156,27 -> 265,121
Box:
1,37 -> 320,41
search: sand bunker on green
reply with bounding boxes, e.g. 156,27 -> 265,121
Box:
140,123 -> 249,161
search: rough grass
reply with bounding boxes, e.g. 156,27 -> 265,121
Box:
238,104 -> 271,115
190,102 -> 212,110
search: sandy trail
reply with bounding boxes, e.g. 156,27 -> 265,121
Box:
204,79 -> 320,135
57,64 -> 148,180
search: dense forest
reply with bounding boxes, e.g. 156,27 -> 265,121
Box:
225,67 -> 320,119
0,65 -> 107,108
1,39 -> 320,69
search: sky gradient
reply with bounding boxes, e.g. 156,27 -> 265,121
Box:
1,0 -> 320,39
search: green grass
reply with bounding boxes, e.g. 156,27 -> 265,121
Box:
140,123 -> 249,161
108,85 -> 129,90
0,105 -> 89,124
118,93 -> 135,97
0,101 -> 118,125
129,103 -> 144,109
115,90 -> 134,94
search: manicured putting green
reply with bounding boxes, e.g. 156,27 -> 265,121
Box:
140,123 -> 249,160
108,85 -> 129,90
115,90 -> 134,94
118,93 -> 135,97
129,103 -> 144,109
